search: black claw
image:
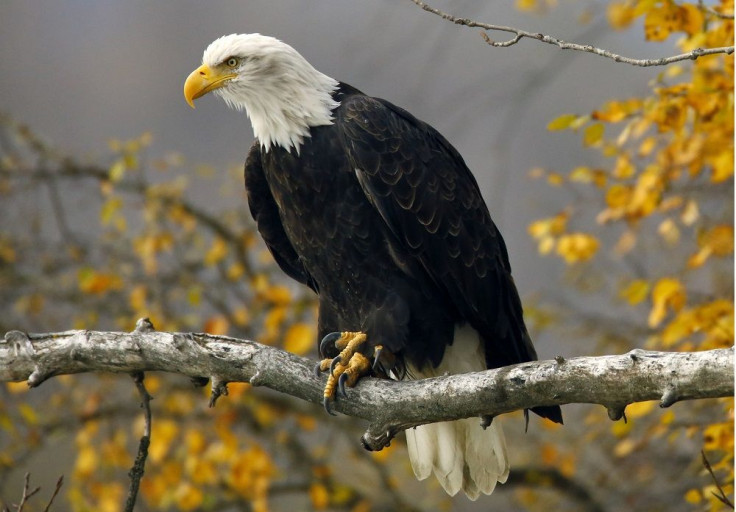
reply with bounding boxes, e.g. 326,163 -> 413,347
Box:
480,415 -> 494,430
329,355 -> 341,376
323,396 -> 337,416
314,362 -> 323,378
338,373 -> 348,398
372,346 -> 383,372
320,332 -> 342,357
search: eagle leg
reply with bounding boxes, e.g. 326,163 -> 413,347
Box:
316,331 -> 371,415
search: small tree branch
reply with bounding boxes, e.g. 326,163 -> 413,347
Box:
701,450 -> 735,509
1,327 -> 732,451
124,319 -> 154,512
410,0 -> 735,67
41,476 -> 63,512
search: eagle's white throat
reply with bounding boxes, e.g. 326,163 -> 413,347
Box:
203,34 -> 340,153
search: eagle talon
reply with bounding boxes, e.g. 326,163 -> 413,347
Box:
314,331 -> 371,413
320,332 -> 342,357
372,345 -> 384,372
337,372 -> 349,398
329,355 -> 342,376
323,396 -> 337,416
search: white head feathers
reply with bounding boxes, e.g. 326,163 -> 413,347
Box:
202,33 -> 340,153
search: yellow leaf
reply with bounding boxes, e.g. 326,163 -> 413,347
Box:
547,113 -> 578,131
203,315 -> 229,335
6,381 -> 29,394
703,423 -> 731,451
569,166 -> 593,183
583,122 -> 605,146
648,278 -> 686,328
283,322 -> 316,355
75,445 -> 99,477
644,5 -> 678,41
149,419 -> 179,463
620,279 -> 650,305
108,159 -> 126,182
626,400 -> 655,418
129,285 -> 147,312
657,218 -> 680,245
310,483 -> 330,510
100,197 -> 122,225
680,200 -> 699,226
605,184 -> 632,208
711,150 -> 734,183
175,482 -> 204,511
204,236 -> 228,266
699,225 -> 734,257
555,233 -> 599,264
547,172 -> 564,186
607,1 -> 636,29
638,136 -> 657,157
612,155 -> 635,179
684,489 -> 702,505
18,403 -> 38,425
262,285 -> 292,305
227,262 -> 245,281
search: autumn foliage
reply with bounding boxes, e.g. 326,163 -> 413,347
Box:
1,1 -> 733,511
529,0 -> 733,508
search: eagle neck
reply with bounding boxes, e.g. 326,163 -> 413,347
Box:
240,70 -> 340,155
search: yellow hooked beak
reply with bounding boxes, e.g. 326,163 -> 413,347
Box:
183,64 -> 237,108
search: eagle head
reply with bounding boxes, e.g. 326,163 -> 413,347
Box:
184,33 -> 339,152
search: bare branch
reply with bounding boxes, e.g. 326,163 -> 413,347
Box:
124,321 -> 155,512
410,0 -> 735,67
2,326 -> 732,451
701,450 -> 735,509
41,477 -> 63,512
698,0 -> 735,20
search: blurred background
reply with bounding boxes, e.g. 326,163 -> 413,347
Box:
0,1 -> 732,511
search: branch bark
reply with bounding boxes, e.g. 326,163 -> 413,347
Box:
1,324 -> 732,451
410,0 -> 735,67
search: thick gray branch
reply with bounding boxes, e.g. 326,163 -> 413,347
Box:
1,326 -> 732,450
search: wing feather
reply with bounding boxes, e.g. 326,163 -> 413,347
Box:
337,95 -> 535,368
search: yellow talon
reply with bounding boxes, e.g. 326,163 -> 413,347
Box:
317,331 -> 370,415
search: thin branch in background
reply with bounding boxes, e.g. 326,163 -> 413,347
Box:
14,473 -> 40,512
124,371 -> 153,512
124,319 -> 156,512
698,0 -> 735,20
701,450 -> 735,509
410,0 -> 735,66
41,476 -> 63,512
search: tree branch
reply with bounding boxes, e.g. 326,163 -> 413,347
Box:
1,324 -> 732,451
410,0 -> 735,67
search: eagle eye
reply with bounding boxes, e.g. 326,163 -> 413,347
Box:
225,57 -> 240,68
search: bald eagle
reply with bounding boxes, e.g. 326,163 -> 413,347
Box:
184,33 -> 562,500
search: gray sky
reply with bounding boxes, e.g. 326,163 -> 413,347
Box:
0,0 -> 670,357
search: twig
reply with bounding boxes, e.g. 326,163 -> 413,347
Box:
701,450 -> 735,509
124,372 -> 153,512
124,320 -> 154,512
698,0 -> 735,20
410,0 -> 735,67
16,473 -> 40,512
42,476 -> 64,512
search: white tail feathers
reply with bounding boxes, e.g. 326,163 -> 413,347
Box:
404,325 -> 509,500
406,417 -> 508,499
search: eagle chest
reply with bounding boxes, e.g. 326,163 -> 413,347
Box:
261,147 -> 383,282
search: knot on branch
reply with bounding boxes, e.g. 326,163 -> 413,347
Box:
209,377 -> 229,407
5,330 -> 35,359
